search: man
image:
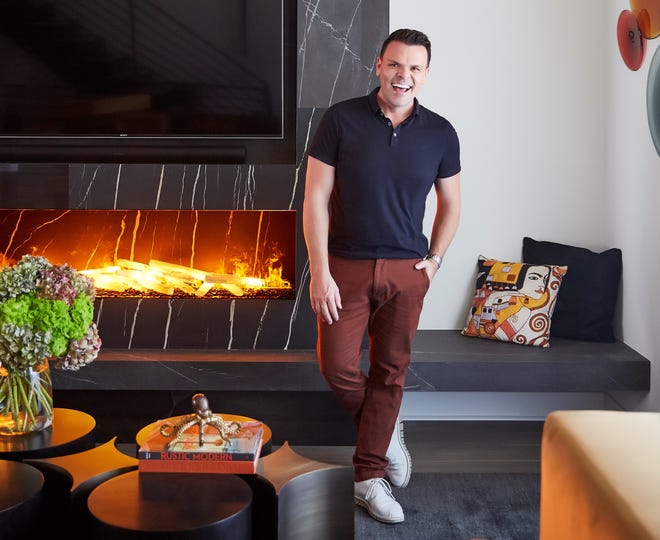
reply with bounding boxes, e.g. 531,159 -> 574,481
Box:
302,28 -> 461,524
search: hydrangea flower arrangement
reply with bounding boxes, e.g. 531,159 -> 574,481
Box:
0,255 -> 101,433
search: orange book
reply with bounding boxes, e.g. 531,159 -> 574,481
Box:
138,420 -> 263,474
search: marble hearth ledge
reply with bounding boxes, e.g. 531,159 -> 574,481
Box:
51,348 -> 327,392
50,330 -> 650,394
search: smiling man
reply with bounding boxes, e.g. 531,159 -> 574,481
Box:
302,28 -> 462,524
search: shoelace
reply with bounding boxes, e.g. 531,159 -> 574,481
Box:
370,478 -> 396,500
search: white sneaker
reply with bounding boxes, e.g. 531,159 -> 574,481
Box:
354,478 -> 404,523
385,418 -> 412,488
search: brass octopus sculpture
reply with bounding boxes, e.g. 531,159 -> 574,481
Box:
159,393 -> 241,450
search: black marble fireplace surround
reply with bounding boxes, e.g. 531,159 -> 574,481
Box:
0,1 -> 391,445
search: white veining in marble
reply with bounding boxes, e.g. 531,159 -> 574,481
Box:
287,259 -> 312,350
155,164 -> 165,209
228,298 -> 236,349
190,164 -> 202,209
113,163 -> 122,209
163,299 -> 173,349
254,300 -> 270,349
127,298 -> 143,349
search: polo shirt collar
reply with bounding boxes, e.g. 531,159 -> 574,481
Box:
368,87 -> 421,119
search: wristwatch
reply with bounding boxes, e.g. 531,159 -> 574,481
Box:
426,252 -> 443,269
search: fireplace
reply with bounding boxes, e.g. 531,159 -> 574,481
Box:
0,209 -> 295,300
0,205 -> 298,350
0,163 -> 310,350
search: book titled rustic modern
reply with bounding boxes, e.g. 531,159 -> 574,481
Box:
138,420 -> 263,474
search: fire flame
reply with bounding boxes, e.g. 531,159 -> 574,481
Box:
81,258 -> 290,298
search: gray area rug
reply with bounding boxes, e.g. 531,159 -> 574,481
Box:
355,472 -> 540,540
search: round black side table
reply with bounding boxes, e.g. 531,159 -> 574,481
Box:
0,408 -> 96,460
87,470 -> 253,540
0,459 -> 44,540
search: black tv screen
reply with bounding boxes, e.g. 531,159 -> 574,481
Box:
0,0 -> 296,164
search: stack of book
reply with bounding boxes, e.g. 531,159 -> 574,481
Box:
138,420 -> 263,474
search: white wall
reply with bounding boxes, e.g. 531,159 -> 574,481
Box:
606,2 -> 660,412
391,0 -> 660,413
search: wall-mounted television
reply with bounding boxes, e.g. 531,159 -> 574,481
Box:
0,0 -> 296,164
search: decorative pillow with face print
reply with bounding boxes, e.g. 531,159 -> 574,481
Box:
461,255 -> 568,347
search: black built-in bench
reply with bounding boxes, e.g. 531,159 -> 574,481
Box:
52,330 -> 650,445
408,330 -> 649,392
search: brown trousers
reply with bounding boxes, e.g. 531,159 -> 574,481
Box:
317,255 -> 430,481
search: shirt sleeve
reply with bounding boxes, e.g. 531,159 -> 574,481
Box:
308,106 -> 341,167
437,122 -> 461,179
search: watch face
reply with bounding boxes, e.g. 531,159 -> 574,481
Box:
428,254 -> 442,267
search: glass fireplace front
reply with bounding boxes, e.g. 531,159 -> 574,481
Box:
0,209 -> 295,300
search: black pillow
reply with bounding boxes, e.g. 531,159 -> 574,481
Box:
522,237 -> 622,342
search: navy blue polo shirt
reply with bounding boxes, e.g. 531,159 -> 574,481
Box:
308,87 -> 461,260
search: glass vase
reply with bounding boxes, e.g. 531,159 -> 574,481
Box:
0,359 -> 53,435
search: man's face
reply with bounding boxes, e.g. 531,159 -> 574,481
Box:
376,41 -> 430,112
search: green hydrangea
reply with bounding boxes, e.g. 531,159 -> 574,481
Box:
0,255 -> 100,433
0,255 -> 100,372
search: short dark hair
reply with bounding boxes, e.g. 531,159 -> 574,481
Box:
379,28 -> 432,65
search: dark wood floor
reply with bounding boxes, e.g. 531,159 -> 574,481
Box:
289,420 -> 544,474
